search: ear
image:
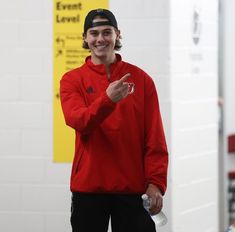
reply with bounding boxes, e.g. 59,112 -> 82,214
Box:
115,29 -> 121,40
83,32 -> 87,42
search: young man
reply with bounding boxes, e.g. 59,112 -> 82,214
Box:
60,8 -> 168,232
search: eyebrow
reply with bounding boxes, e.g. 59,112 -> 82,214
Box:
89,28 -> 113,33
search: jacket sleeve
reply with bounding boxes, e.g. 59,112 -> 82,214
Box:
60,74 -> 116,135
144,76 -> 168,195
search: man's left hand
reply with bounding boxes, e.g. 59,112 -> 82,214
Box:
145,184 -> 163,215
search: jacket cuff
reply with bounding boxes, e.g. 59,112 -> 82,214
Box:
147,181 -> 166,196
101,91 -> 117,108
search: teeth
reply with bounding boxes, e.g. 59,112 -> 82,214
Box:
96,45 -> 106,49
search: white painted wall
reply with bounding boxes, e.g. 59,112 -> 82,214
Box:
222,0 -> 235,172
0,0 -> 71,231
0,0 -> 219,232
169,1 -> 219,231
220,0 -> 235,230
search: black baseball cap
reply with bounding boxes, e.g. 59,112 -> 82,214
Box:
83,9 -> 118,34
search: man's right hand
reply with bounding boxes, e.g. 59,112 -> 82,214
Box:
106,73 -> 131,103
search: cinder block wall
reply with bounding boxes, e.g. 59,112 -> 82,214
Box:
0,1 -> 71,231
169,1 -> 219,231
0,0 -> 218,232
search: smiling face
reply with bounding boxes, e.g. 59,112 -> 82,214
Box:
84,17 -> 120,64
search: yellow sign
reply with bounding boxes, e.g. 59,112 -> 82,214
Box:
53,0 -> 109,162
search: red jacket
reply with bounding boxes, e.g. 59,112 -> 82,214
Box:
60,54 -> 168,194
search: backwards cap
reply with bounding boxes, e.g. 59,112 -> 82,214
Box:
83,9 -> 118,33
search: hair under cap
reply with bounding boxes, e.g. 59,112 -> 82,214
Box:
83,9 -> 118,33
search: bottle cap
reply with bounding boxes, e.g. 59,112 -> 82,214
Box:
141,194 -> 149,200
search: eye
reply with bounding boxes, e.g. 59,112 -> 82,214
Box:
103,30 -> 112,36
89,31 -> 98,36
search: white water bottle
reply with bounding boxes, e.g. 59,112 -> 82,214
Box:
142,193 -> 152,210
225,224 -> 235,232
142,194 -> 168,229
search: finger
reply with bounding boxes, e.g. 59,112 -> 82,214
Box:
149,197 -> 157,211
120,85 -> 129,98
150,204 -> 161,215
156,194 -> 163,208
157,198 -> 163,209
149,196 -> 162,215
121,82 -> 129,91
116,73 -> 131,87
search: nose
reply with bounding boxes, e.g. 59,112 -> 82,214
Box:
97,33 -> 105,42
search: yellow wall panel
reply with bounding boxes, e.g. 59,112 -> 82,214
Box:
53,0 -> 109,162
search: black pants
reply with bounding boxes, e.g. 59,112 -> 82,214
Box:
71,192 -> 156,232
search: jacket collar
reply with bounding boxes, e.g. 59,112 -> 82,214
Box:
85,54 -> 122,75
